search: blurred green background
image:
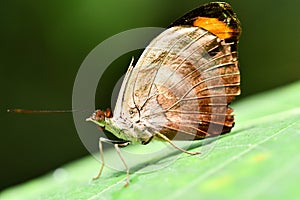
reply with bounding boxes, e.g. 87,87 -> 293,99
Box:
1,0 -> 300,191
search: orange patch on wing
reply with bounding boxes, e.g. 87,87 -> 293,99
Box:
193,17 -> 237,39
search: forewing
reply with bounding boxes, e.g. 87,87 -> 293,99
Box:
115,2 -> 241,140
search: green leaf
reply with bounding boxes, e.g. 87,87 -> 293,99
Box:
2,81 -> 300,200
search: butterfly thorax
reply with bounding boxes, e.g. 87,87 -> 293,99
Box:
87,109 -> 154,144
109,116 -> 154,144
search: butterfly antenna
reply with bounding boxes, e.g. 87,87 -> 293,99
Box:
7,109 -> 76,114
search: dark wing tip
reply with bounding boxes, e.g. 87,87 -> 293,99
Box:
168,2 -> 241,39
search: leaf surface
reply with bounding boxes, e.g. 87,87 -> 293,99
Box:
2,81 -> 300,200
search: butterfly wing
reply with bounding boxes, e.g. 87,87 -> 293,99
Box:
114,2 -> 241,140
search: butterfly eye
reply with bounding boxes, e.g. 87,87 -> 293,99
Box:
94,110 -> 105,121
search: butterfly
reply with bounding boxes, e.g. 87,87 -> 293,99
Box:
86,2 -> 241,186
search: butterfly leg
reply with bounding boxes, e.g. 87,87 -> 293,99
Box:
93,137 -> 106,180
114,142 -> 131,187
155,132 -> 201,155
93,137 -> 130,185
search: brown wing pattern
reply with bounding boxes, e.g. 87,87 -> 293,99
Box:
111,2 -> 240,142
128,25 -> 240,140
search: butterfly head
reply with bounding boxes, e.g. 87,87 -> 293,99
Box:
86,108 -> 112,127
